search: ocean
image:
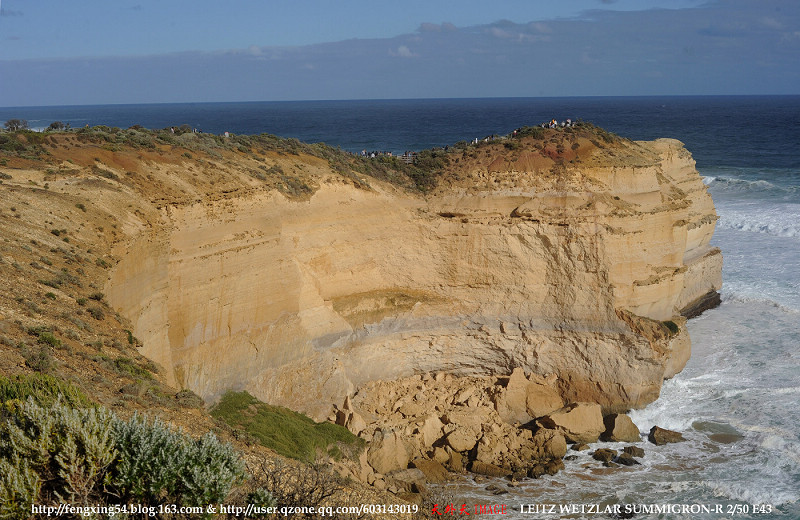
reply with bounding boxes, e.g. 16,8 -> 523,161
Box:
3,96 -> 799,518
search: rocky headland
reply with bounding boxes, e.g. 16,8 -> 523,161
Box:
0,123 -> 721,501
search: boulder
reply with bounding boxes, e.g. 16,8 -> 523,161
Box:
592,448 -> 617,463
532,428 -> 567,459
537,403 -> 605,443
446,426 -> 480,453
648,426 -> 685,445
388,468 -> 426,493
623,445 -> 645,458
367,429 -> 410,474
418,414 -> 445,447
526,383 -> 564,419
616,453 -> 641,466
345,410 -> 367,436
494,368 -> 531,424
447,450 -> 464,473
601,414 -> 641,443
410,458 -> 450,483
468,461 -> 511,478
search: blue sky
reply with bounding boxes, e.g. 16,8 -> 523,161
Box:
1,0 -> 798,106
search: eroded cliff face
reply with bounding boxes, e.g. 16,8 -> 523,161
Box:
104,135 -> 721,420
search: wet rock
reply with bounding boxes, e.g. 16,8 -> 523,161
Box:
485,484 -> 509,496
592,448 -> 617,462
623,445 -> 645,458
601,414 -> 641,443
532,428 -> 568,459
468,460 -> 512,478
616,453 -> 641,466
603,461 -> 620,468
571,443 -> 590,451
528,464 -> 546,479
511,470 -> 527,482
648,426 -> 685,445
545,459 -> 565,475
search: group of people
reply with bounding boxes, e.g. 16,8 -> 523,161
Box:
541,118 -> 574,129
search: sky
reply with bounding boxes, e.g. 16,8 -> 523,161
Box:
0,0 -> 798,106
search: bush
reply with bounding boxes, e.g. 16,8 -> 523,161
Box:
0,457 -> 41,520
87,306 -> 105,320
0,398 -> 117,506
0,373 -> 91,408
0,396 -> 244,516
212,391 -> 363,462
110,414 -> 245,509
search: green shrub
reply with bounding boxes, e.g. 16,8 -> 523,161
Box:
0,396 -> 244,515
110,414 -> 244,509
0,398 -> 117,505
22,345 -> 55,373
112,357 -> 152,380
37,331 -> 61,349
211,391 -> 364,462
87,306 -> 105,320
0,457 -> 41,520
0,373 -> 91,408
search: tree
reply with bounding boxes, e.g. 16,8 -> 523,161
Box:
47,121 -> 66,131
4,119 -> 29,131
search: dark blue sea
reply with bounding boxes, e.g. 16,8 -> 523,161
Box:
3,97 -> 799,518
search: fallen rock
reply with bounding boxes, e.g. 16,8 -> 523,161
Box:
494,368 -> 532,424
419,413 -> 445,447
601,414 -> 641,443
468,461 -> 512,478
532,428 -> 567,459
410,458 -> 450,483
592,448 -> 617,463
528,464 -> 546,479
447,450 -> 464,473
389,468 -> 426,493
446,426 -> 480,453
367,429 -> 410,474
537,403 -> 605,443
616,453 -> 641,466
648,426 -> 685,445
623,445 -> 645,458
545,459 -> 564,475
571,443 -> 590,452
526,382 -> 564,419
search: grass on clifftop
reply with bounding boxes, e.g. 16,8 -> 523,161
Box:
211,391 -> 364,462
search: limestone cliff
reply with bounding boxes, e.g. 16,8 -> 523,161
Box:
83,128 -> 721,421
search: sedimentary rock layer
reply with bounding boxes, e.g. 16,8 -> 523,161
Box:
105,135 -> 721,420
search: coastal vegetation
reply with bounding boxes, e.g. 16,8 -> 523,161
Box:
0,374 -> 244,519
211,391 -> 364,462
1,118 -> 623,193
